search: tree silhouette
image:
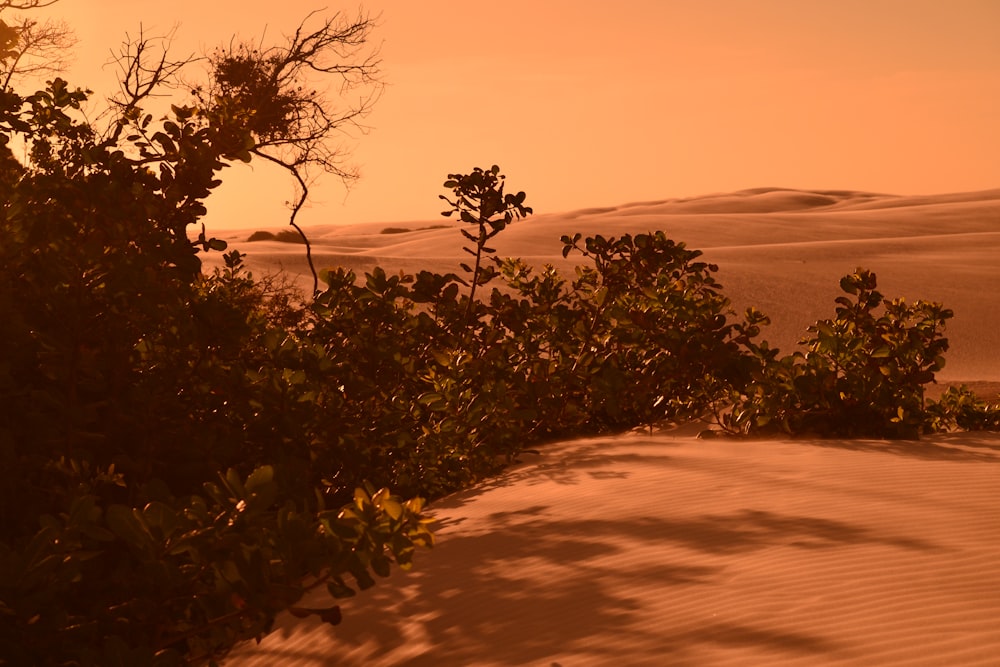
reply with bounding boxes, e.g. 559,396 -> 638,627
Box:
197,9 -> 383,293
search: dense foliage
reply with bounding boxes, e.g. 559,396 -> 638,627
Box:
0,10 -> 432,665
1,5 -> 996,665
303,226 -> 762,499
928,385 -> 1000,432
0,9 -> 759,662
722,269 -> 956,438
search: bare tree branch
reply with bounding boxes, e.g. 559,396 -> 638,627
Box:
252,147 -> 320,295
204,10 -> 382,180
0,0 -> 60,10
0,15 -> 75,88
197,10 -> 383,297
14,7 -> 383,295
100,25 -> 196,145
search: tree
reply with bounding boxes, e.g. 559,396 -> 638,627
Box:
0,12 -> 74,88
89,7 -> 382,293
0,7 -> 429,664
0,0 -> 72,90
196,9 -> 382,293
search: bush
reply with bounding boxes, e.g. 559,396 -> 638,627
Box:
247,229 -> 306,243
0,469 -> 432,666
722,269 -> 953,438
554,232 -> 762,430
299,219 -> 764,499
927,385 -> 1000,432
0,16 -> 432,662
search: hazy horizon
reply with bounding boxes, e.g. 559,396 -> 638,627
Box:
31,0 -> 1000,229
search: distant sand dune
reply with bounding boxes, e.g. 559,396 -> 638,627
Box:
205,188 -> 1000,383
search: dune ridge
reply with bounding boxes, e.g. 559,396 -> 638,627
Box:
206,188 -> 1000,382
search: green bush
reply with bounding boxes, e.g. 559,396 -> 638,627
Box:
927,385 -> 1000,432
0,469 -> 432,666
0,15 -> 433,662
555,232 -> 762,430
299,213 -> 763,499
723,269 -> 953,439
247,229 -> 306,243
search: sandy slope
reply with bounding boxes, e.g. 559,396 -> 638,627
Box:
229,429 -> 1000,666
204,188 -> 1000,382
223,189 -> 1000,665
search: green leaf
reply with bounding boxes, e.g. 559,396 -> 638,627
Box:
431,350 -> 452,367
839,275 -> 859,295
352,567 -> 376,590
151,131 -> 176,153
379,497 -> 403,521
105,505 -> 155,557
244,466 -> 277,511
245,465 -> 274,493
224,468 -> 246,499
418,392 -> 444,407
142,501 -> 179,539
353,487 -> 372,511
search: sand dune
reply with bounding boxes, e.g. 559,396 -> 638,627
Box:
205,188 -> 1000,382
229,429 -> 1000,666
222,189 -> 1000,665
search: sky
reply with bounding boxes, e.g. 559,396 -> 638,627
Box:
25,0 -> 1000,229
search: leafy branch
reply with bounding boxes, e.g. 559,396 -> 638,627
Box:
439,164 -> 532,323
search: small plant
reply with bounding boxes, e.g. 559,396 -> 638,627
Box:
439,165 -> 532,321
557,231 -> 760,429
928,385 -> 1000,432
724,269 -> 953,438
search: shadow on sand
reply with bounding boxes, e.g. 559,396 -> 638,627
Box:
235,430 -> 993,665
792,432 -> 1000,462
250,504 -> 934,665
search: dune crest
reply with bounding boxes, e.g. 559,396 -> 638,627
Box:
205,188 -> 1000,383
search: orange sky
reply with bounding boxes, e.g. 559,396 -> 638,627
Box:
31,0 -> 1000,229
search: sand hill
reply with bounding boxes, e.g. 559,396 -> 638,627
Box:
224,189 -> 1000,666
206,187 -> 1000,383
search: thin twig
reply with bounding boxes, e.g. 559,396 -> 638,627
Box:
252,148 -> 319,296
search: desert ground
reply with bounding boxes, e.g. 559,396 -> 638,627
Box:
224,188 -> 1000,665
